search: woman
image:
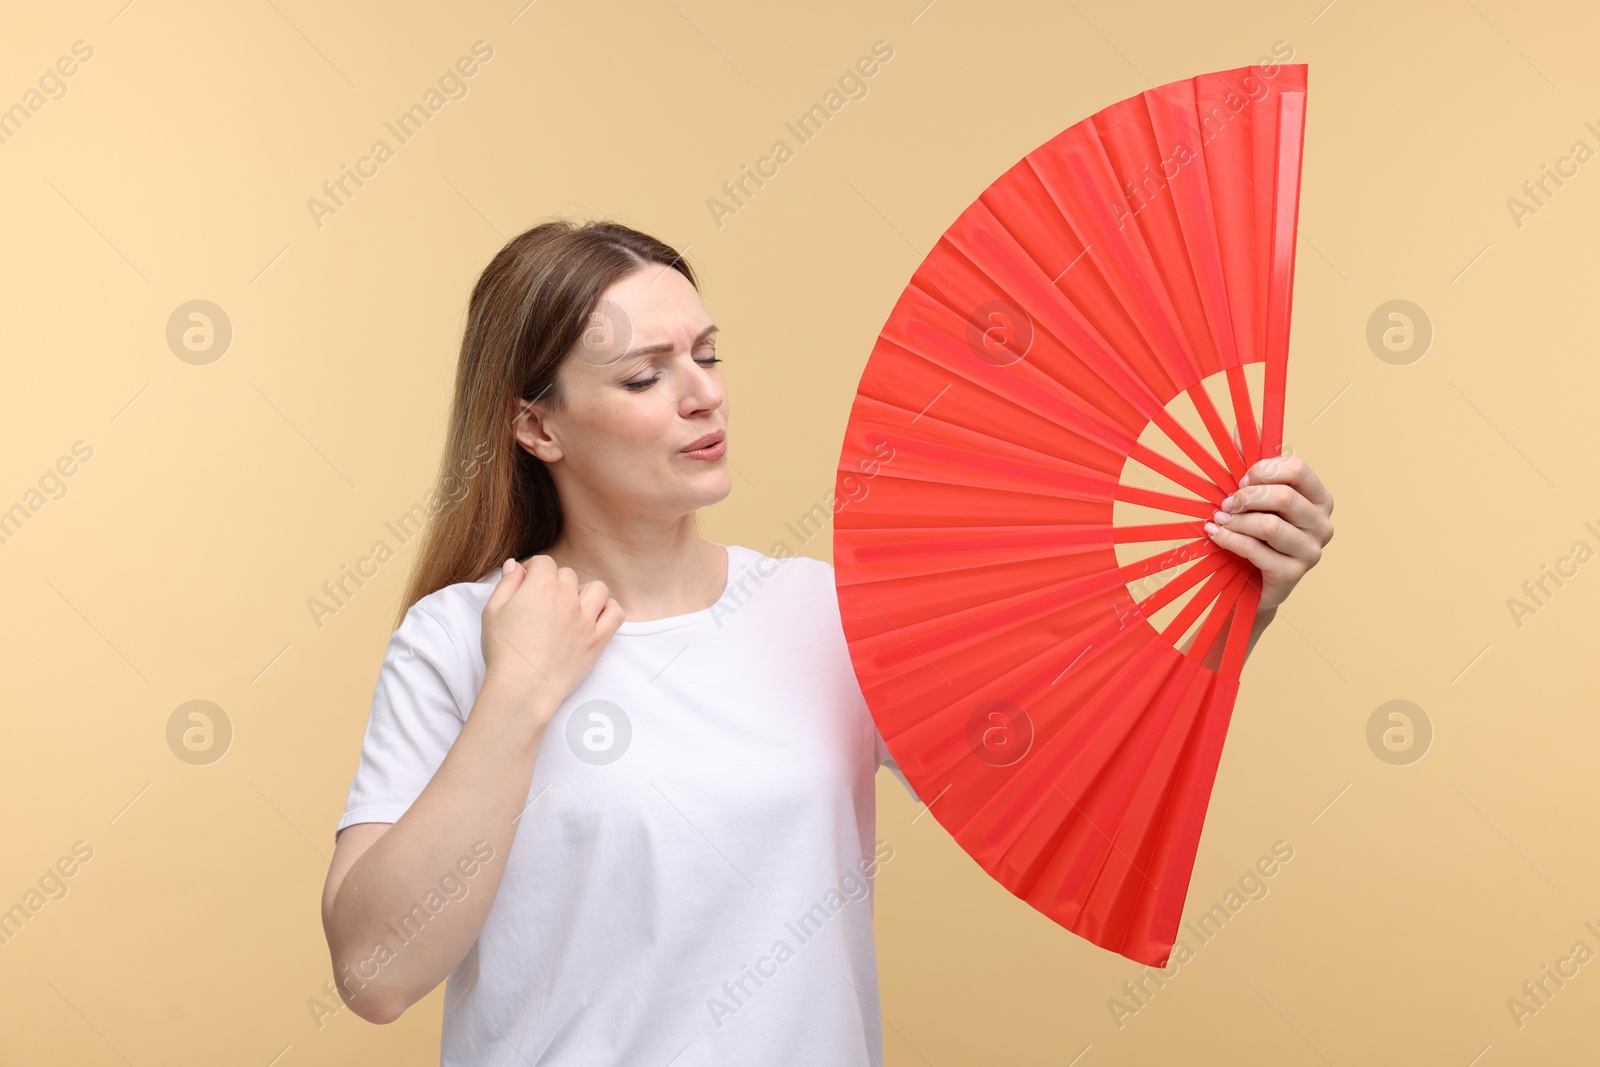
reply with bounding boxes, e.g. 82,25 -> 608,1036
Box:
320,218 -> 1335,1065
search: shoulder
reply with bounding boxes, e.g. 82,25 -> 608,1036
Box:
389,570 -> 498,664
720,545 -> 846,633
371,573 -> 499,716
411,570 -> 496,627
727,544 -> 835,598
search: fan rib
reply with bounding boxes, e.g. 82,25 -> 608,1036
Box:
1128,441 -> 1225,503
1259,90 -> 1305,459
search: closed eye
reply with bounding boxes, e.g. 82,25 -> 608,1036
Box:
624,354 -> 722,391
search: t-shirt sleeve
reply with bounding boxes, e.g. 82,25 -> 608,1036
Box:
874,722 -> 920,804
824,554 -> 920,805
334,603 -> 468,841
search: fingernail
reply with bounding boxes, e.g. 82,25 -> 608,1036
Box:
1239,474 -> 1251,487
1204,521 -> 1219,536
503,558 -> 515,573
1221,494 -> 1236,511
1213,510 -> 1230,524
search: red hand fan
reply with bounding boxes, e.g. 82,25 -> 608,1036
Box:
834,63 -> 1307,966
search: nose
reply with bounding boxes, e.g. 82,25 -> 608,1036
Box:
677,355 -> 725,419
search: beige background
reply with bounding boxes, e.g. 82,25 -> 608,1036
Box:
2,0 -> 1596,1063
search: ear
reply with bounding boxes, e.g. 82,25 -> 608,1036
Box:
511,396 -> 563,463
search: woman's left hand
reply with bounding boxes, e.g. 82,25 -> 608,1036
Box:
1204,454 -> 1335,614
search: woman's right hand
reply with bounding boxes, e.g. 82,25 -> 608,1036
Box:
480,554 -> 624,718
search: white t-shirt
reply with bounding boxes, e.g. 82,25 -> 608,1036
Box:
335,543 -> 916,1066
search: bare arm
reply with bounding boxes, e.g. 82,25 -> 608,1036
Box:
319,675 -> 559,1023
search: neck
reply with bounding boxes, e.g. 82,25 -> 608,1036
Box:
541,517 -> 727,624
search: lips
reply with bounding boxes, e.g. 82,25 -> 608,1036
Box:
681,429 -> 725,452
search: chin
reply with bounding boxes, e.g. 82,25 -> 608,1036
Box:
684,470 -> 733,509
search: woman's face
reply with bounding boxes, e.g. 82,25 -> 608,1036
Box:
518,265 -> 732,526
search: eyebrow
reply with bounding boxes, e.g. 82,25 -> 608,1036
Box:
620,323 -> 719,361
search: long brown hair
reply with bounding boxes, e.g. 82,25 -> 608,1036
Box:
394,217 -> 698,629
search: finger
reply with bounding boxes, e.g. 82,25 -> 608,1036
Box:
1211,510 -> 1322,562
512,554 -> 556,593
577,579 -> 612,620
1239,455 -> 1334,513
1222,482 -> 1330,537
504,555 -> 556,613
486,557 -> 526,610
597,596 -> 625,636
1204,519 -> 1297,579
